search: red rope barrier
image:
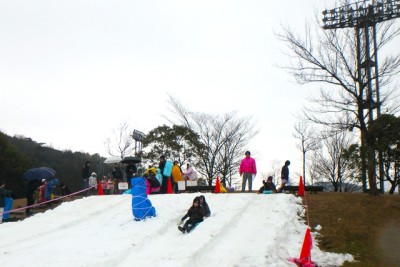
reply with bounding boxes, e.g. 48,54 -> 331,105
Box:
0,185 -> 97,217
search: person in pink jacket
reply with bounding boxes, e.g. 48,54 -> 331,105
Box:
239,151 -> 257,192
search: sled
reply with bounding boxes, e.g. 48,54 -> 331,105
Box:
163,160 -> 173,177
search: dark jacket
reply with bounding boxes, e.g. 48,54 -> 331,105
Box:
281,165 -> 289,180
202,202 -> 211,217
145,173 -> 161,188
181,205 -> 205,224
159,160 -> 168,178
112,166 -> 123,179
258,180 -> 277,193
82,163 -> 90,179
124,164 -> 136,178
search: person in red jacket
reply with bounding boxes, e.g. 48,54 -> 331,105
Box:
239,151 -> 257,192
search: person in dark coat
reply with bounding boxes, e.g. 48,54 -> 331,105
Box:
125,163 -> 137,187
277,160 -> 290,193
158,155 -> 169,194
199,195 -> 211,217
177,197 -> 205,233
144,169 -> 161,189
81,161 -> 91,194
112,163 -> 123,194
60,182 -> 71,196
25,179 -> 39,216
258,176 -> 277,193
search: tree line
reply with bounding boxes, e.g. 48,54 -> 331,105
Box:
0,131 -> 110,198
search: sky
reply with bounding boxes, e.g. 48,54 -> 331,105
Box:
0,192 -> 354,266
1,1 -> 399,186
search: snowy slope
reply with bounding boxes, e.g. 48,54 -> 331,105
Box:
0,193 -> 353,267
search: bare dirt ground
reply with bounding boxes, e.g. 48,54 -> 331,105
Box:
306,192 -> 400,267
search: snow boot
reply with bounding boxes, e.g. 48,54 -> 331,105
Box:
186,225 -> 195,233
178,226 -> 186,233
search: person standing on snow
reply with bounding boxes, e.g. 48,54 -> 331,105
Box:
0,181 -> 12,223
88,172 -> 98,196
171,161 -> 183,193
112,163 -> 123,194
182,163 -> 198,181
277,160 -> 290,193
239,151 -> 257,192
158,155 -> 169,194
81,161 -> 91,194
25,179 -> 39,216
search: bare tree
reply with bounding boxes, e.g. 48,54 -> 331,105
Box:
278,17 -> 400,194
104,121 -> 134,159
312,129 -> 360,192
307,155 -> 321,186
166,95 -> 258,187
293,122 -> 320,185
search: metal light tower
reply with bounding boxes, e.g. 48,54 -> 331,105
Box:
322,0 -> 400,192
323,0 -> 400,113
131,129 -> 146,156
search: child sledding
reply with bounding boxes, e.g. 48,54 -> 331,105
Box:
177,196 -> 205,233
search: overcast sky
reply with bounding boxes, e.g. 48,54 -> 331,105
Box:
1,1 -> 399,183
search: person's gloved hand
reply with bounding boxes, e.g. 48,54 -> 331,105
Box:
177,219 -> 183,225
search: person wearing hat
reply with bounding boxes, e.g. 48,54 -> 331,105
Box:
239,151 -> 257,192
277,160 -> 291,193
257,176 -> 277,194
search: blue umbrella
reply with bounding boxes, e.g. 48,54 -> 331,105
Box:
22,167 -> 56,181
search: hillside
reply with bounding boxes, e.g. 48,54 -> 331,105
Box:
0,193 -> 353,267
2,192 -> 400,266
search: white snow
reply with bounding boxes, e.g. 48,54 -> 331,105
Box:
0,193 -> 353,267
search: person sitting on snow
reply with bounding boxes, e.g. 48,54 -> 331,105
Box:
144,168 -> 161,194
257,176 -> 277,194
199,195 -> 211,217
177,196 -> 205,233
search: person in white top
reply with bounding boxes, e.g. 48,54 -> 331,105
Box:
88,172 -> 98,195
183,163 -> 198,181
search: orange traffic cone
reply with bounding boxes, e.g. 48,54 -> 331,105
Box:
299,227 -> 312,261
167,178 -> 173,194
289,227 -> 315,267
214,176 -> 221,193
298,176 -> 305,196
97,182 -> 104,195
